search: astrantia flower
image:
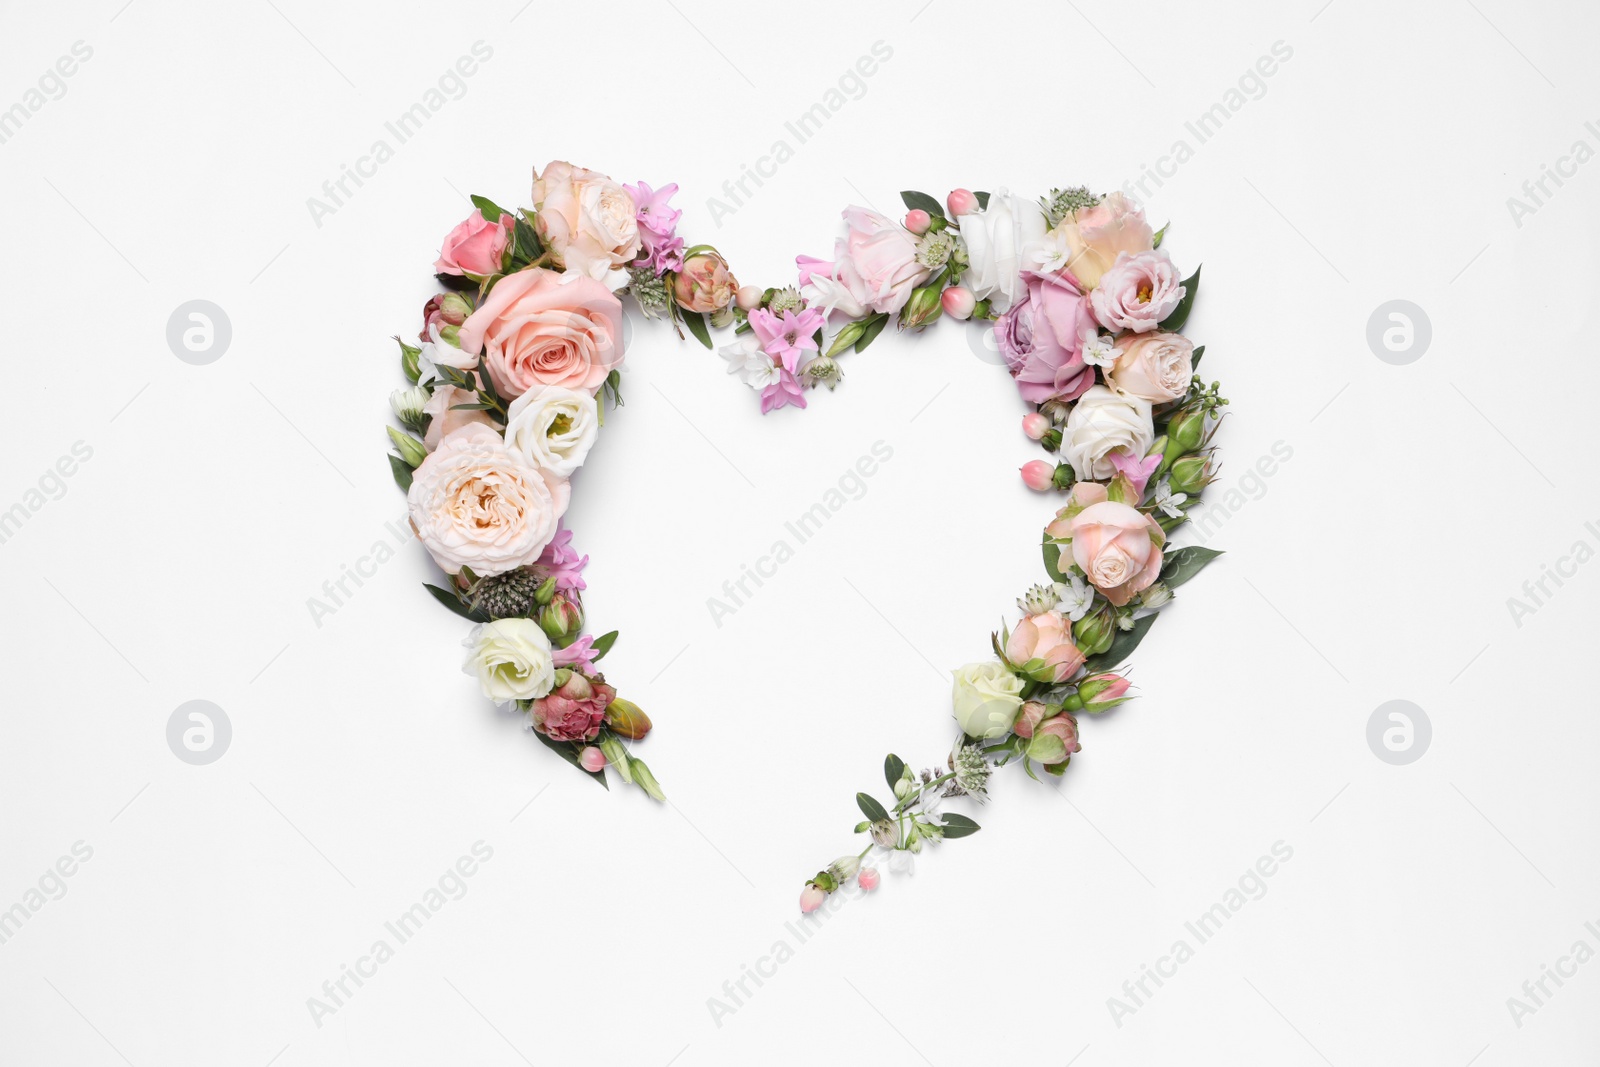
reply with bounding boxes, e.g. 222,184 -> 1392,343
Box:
1017,582 -> 1060,615
802,354 -> 842,390
719,332 -> 782,390
1139,581 -> 1172,610
767,286 -> 804,314
469,567 -> 544,619
914,231 -> 955,269
389,385 -> 429,431
1041,186 -> 1101,228
946,743 -> 992,802
1078,328 -> 1124,369
750,306 -> 825,372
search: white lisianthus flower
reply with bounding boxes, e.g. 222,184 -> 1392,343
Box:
719,333 -> 781,390
504,384 -> 600,478
959,191 -> 1049,311
462,618 -> 555,706
950,660 -> 1025,740
1062,385 -> 1154,481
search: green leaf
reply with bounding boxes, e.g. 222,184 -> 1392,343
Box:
941,813 -> 981,839
1160,546 -> 1224,589
681,309 -> 712,349
1084,613 -> 1158,674
449,402 -> 497,411
1045,756 -> 1070,777
512,215 -> 541,262
388,454 -> 413,492
1152,223 -> 1169,249
855,312 -> 890,353
470,194 -> 509,221
899,190 -> 945,218
532,730 -> 608,789
422,583 -> 485,622
590,630 -> 619,661
1190,344 -> 1205,372
1043,533 -> 1066,583
856,792 -> 890,823
1158,264 -> 1201,333
884,754 -> 905,791
973,191 -> 990,210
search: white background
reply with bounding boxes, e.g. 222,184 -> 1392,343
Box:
2,0 -> 1597,1064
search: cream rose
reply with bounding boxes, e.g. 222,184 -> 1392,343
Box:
960,191 -> 1048,310
422,383 -> 493,451
504,384 -> 599,478
1062,385 -> 1154,481
462,618 -> 555,706
1061,192 -> 1155,290
407,423 -> 570,576
1105,332 -> 1194,403
532,161 -> 640,291
951,660 -> 1026,740
458,267 -> 623,399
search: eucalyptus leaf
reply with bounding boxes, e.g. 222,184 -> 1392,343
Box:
1160,546 -> 1224,589
1084,613 -> 1158,673
899,190 -> 945,218
1158,264 -> 1201,333
856,792 -> 890,823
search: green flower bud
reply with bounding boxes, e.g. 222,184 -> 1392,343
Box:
539,594 -> 583,642
629,756 -> 665,801
1073,607 -> 1115,656
533,574 -> 559,606
899,285 -> 944,330
386,426 -> 427,469
1165,406 -> 1207,455
1168,453 -> 1215,495
598,735 -> 632,782
395,336 -> 423,384
604,697 -> 652,740
1039,428 -> 1062,452
1051,462 -> 1075,490
825,319 -> 868,357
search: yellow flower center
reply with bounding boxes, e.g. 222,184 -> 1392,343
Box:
1136,284 -> 1152,304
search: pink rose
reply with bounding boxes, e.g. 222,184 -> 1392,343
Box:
994,272 -> 1097,404
434,210 -> 513,277
1044,481 -> 1109,539
801,206 -> 930,317
1106,332 -> 1194,403
531,161 -> 640,289
458,268 -> 623,398
530,670 -> 616,742
1089,252 -> 1185,334
1066,500 -> 1166,607
421,383 -> 493,451
1061,193 -> 1154,290
1005,611 -> 1087,683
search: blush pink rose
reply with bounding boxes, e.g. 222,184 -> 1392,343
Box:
434,210 -> 513,276
1106,332 -> 1194,403
531,161 -> 640,288
1089,252 -> 1185,334
994,271 -> 1097,404
1066,500 -> 1166,607
1005,611 -> 1086,683
458,268 -> 623,398
807,206 -> 931,316
1061,193 -> 1154,290
530,670 -> 615,742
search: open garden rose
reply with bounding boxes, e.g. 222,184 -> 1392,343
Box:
994,271 -> 1097,404
462,618 -> 555,706
1060,193 -> 1154,290
434,209 -> 513,276
1089,251 -> 1186,333
951,660 -> 1026,740
421,383 -> 494,451
1105,331 -> 1194,402
1062,385 -> 1154,481
961,191 -> 1048,310
672,251 -> 740,314
531,161 -> 640,289
407,423 -> 570,576
837,206 -> 931,315
504,384 -> 600,478
1065,500 -> 1165,606
458,267 -> 623,398
530,670 -> 616,742
1005,611 -> 1086,683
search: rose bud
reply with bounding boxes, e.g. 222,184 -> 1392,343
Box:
1168,452 -> 1216,495
947,188 -> 979,217
904,208 -> 932,235
538,593 -> 583,642
858,867 -> 881,891
735,284 -> 764,311
1012,699 -> 1050,739
578,746 -> 608,772
603,697 -> 653,740
1021,460 -> 1055,491
1076,672 -> 1134,714
1022,412 -> 1050,440
1165,405 -> 1207,455
1005,613 -> 1087,684
899,284 -> 944,329
1072,606 -> 1116,656
672,251 -> 740,313
800,883 -> 828,914
1026,712 -> 1081,765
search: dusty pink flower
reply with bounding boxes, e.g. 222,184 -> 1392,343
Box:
1106,447 -> 1161,498
434,210 -> 512,276
1066,500 -> 1166,607
750,306 -> 824,372
530,670 -> 615,742
537,523 -> 588,592
994,272 -> 1097,404
1033,712 -> 1081,764
1013,700 -> 1050,739
1005,612 -> 1086,683
531,161 -> 639,287
1090,251 -> 1185,333
799,207 -> 930,317
552,633 -> 598,671
672,251 -> 739,313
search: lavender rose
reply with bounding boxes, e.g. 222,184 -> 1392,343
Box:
994,272 -> 1097,404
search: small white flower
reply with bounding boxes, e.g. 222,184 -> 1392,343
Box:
1027,227 -> 1074,274
1153,480 -> 1188,519
1116,612 -> 1136,631
888,849 -> 916,875
389,385 -> 428,429
719,333 -> 781,390
1079,328 -> 1124,369
1140,582 -> 1172,610
1055,573 -> 1095,622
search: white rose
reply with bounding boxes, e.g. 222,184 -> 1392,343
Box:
504,384 -> 600,478
463,618 -> 555,706
1062,385 -> 1155,481
1105,332 -> 1194,403
407,423 -> 569,576
959,191 -> 1049,311
951,660 -> 1025,740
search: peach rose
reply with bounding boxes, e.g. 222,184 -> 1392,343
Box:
672,251 -> 740,314
406,423 -> 570,577
1106,332 -> 1194,403
531,161 -> 639,290
1066,501 -> 1165,607
421,384 -> 493,451
1005,611 -> 1086,683
1062,193 -> 1154,290
458,268 -> 623,399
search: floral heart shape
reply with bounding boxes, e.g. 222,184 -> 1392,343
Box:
385,162 -> 1224,907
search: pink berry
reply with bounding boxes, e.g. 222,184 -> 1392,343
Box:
904,208 -> 932,235
735,285 -> 763,311
1021,460 -> 1055,492
1022,412 -> 1050,440
858,867 -> 881,891
799,885 -> 827,913
941,286 -> 975,320
947,188 -> 979,217
578,746 -> 607,772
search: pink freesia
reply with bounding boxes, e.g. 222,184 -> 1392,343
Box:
1067,500 -> 1166,607
1107,447 -> 1161,498
538,522 -> 588,592
759,369 -> 808,414
993,272 -> 1097,404
624,181 -> 681,236
552,634 -> 598,671
1005,611 -> 1086,683
750,307 -> 824,372
434,210 -> 512,276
